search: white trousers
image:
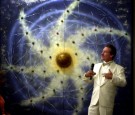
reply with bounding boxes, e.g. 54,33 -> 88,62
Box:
88,103 -> 113,115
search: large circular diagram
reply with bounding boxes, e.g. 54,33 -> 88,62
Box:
1,0 -> 131,115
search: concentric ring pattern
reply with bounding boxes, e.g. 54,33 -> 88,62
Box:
3,0 -> 131,115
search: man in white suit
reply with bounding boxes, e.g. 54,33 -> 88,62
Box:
83,44 -> 127,115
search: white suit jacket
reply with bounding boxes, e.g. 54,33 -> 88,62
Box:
83,61 -> 127,108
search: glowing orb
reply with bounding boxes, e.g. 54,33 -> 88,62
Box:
56,52 -> 72,68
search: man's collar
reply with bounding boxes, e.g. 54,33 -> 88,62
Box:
102,61 -> 113,66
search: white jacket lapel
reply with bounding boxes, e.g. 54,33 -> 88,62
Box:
93,63 -> 102,85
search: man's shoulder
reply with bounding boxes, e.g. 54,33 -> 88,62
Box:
112,62 -> 124,69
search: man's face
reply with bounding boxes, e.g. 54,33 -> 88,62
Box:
101,47 -> 113,62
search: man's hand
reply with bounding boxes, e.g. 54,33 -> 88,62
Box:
85,70 -> 96,78
103,69 -> 113,79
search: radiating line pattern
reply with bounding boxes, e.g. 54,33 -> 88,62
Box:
4,0 -> 130,115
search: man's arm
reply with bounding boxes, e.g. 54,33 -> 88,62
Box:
111,66 -> 127,87
83,70 -> 96,83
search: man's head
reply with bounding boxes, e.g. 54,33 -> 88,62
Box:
101,44 -> 116,62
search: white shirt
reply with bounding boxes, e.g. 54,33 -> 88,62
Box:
99,61 -> 113,85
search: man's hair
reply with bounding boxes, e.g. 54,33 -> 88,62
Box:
105,44 -> 116,59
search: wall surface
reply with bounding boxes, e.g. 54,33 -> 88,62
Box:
0,0 -> 133,115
